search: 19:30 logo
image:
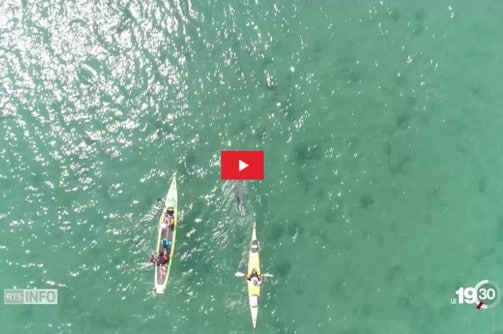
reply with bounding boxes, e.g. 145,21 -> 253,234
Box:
452,280 -> 500,309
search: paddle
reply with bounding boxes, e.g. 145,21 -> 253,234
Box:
234,272 -> 274,278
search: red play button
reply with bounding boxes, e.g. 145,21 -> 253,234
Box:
220,151 -> 264,180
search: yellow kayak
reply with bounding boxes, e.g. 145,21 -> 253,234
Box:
247,222 -> 260,328
154,176 -> 178,294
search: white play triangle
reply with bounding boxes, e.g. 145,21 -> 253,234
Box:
238,159 -> 249,172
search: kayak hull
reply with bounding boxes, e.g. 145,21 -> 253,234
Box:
247,222 -> 260,328
154,177 -> 178,294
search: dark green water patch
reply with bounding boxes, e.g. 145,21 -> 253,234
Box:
315,188 -> 325,201
295,169 -> 311,193
384,141 -> 411,175
254,126 -> 267,142
414,9 -> 426,21
294,286 -> 305,296
324,208 -> 336,225
406,94 -> 417,107
360,302 -> 373,317
497,217 -> 503,243
377,232 -> 385,247
294,141 -> 323,166
396,113 -> 410,129
389,9 -> 401,22
287,220 -> 304,237
339,328 -> 363,334
478,178 -> 487,195
360,193 -> 374,209
397,295 -> 414,310
386,264 -> 403,282
267,223 -> 285,243
412,25 -> 424,37
273,261 -> 292,278
329,278 -> 347,298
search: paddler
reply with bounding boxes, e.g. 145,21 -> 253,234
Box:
246,269 -> 264,286
156,251 -> 164,265
167,218 -> 174,230
165,208 -> 175,229
166,207 -> 174,216
160,250 -> 169,265
162,216 -> 174,230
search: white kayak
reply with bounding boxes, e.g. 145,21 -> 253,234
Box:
154,176 -> 178,294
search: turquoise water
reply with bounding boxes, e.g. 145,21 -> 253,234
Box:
1,0 -> 503,333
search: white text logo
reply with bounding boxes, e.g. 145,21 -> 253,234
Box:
4,289 -> 58,305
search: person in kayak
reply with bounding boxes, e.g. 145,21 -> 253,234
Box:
162,217 -> 174,230
160,266 -> 167,276
168,218 -> 174,230
166,207 -> 174,216
160,251 -> 170,265
156,251 -> 164,265
165,208 -> 175,230
246,269 -> 264,286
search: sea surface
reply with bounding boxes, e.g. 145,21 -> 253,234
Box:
1,0 -> 503,333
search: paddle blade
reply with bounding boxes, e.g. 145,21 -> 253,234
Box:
263,273 -> 274,278
234,272 -> 245,277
